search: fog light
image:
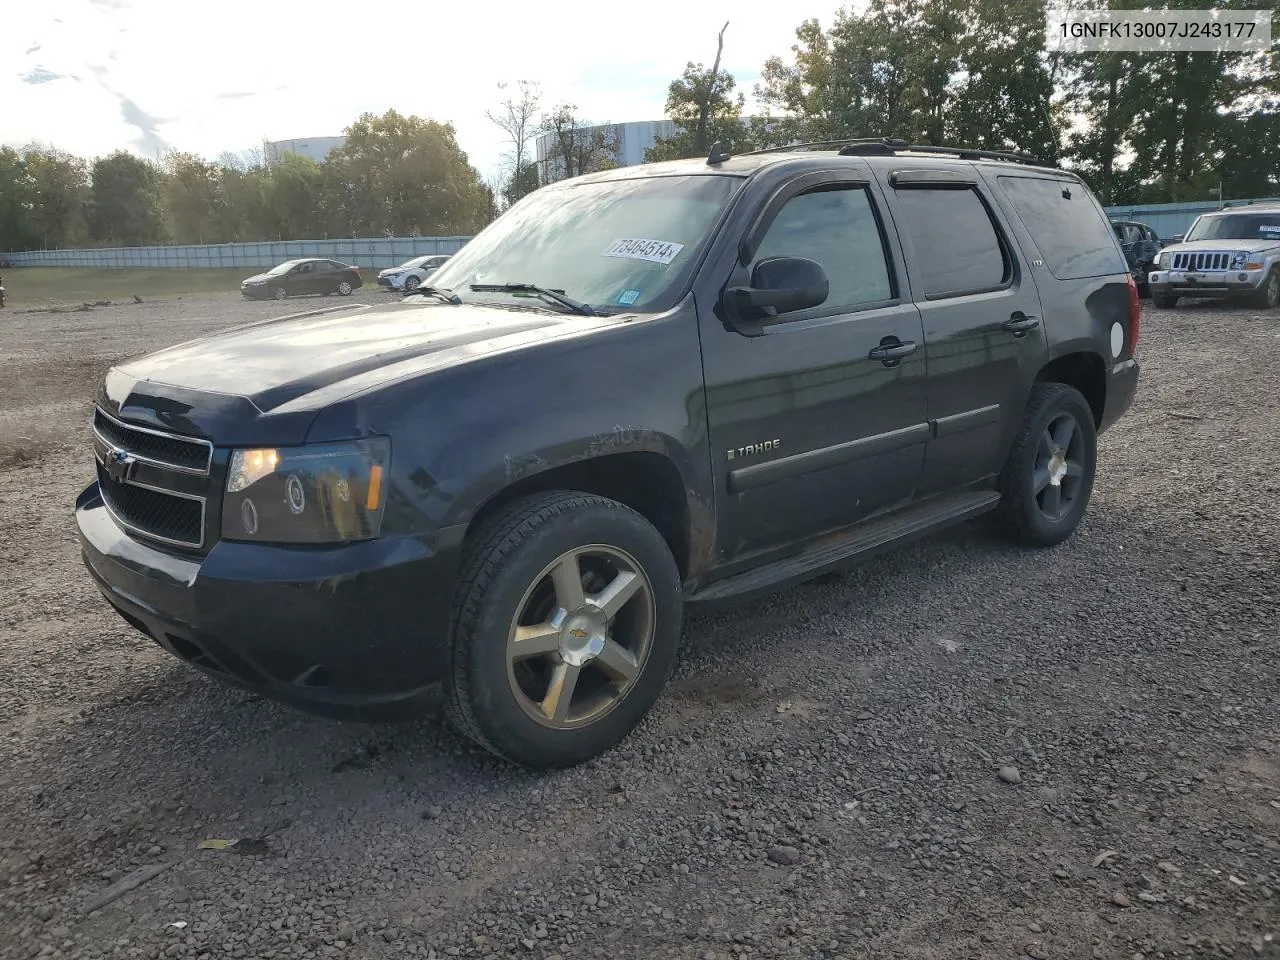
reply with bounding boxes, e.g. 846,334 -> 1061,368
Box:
1239,273 -> 1249,281
241,498 -> 259,535
285,474 -> 306,515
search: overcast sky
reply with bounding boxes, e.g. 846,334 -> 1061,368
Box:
5,0 -> 853,182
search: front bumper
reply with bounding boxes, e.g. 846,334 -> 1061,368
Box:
376,274 -> 403,289
1147,267 -> 1265,298
76,482 -> 465,718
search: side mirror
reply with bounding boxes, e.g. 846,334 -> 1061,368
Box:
723,257 -> 829,336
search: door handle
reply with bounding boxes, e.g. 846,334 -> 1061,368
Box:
868,340 -> 918,362
1004,312 -> 1040,334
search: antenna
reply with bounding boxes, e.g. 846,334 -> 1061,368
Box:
706,141 -> 731,165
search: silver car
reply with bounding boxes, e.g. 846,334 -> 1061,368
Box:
376,254 -> 452,292
1147,206 -> 1280,309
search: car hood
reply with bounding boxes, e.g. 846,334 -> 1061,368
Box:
1163,238 -> 1280,255
378,267 -> 405,277
242,273 -> 273,284
103,300 -> 616,443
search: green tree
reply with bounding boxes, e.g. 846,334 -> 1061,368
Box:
23,146 -> 89,249
261,153 -> 326,240
757,0 -> 1058,158
647,22 -> 752,162
0,148 -> 35,251
326,110 -> 491,236
88,150 -> 166,246
944,0 -> 1059,161
160,151 -> 223,244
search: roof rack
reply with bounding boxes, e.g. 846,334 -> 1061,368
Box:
738,137 -> 1047,166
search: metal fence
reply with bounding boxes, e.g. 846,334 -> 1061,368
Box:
4,237 -> 473,270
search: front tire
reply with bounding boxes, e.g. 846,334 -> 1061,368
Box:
444,492 -> 682,768
273,286 -> 288,300
994,383 -> 1098,547
1151,292 -> 1178,309
1254,270 -> 1280,309
403,275 -> 421,292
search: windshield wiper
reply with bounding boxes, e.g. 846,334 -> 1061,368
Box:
402,285 -> 461,305
469,283 -> 596,316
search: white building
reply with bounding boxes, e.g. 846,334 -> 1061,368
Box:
264,136 -> 347,166
535,120 -> 679,183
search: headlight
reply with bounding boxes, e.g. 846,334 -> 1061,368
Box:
1154,252 -> 1168,268
1231,251 -> 1247,268
222,438 -> 390,544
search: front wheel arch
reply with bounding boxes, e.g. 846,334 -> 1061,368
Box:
464,450 -> 696,584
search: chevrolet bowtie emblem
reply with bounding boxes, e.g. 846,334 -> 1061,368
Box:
103,447 -> 137,483
568,628 -> 589,639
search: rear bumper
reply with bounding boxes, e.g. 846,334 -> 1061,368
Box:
76,482 -> 465,717
1100,358 -> 1139,435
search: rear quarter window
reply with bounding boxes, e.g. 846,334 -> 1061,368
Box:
997,176 -> 1127,280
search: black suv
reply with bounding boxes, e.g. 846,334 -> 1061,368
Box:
76,140 -> 1140,768
1111,219 -> 1162,295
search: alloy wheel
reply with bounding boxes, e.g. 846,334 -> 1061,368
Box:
1032,411 -> 1086,522
506,544 -> 655,729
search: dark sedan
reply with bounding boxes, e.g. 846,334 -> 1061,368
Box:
240,259 -> 363,300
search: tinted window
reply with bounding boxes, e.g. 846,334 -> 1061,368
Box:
430,174 -> 741,312
751,185 -> 894,312
997,176 -> 1127,280
893,187 -> 1008,297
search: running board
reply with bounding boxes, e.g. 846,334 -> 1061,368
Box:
689,489 -> 1001,607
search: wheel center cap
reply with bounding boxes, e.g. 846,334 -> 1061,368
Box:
1048,450 -> 1068,487
559,609 -> 606,667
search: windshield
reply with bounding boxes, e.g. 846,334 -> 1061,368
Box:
266,260 -> 302,276
398,256 -> 431,270
1185,213 -> 1280,242
428,174 -> 742,312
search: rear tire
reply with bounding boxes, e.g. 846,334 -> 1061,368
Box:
1151,293 -> 1178,309
444,492 -> 682,768
337,280 -> 353,296
994,383 -> 1097,547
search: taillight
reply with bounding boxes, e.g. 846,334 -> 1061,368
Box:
1127,274 -> 1141,353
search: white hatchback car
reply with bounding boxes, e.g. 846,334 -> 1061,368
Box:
376,254 -> 452,292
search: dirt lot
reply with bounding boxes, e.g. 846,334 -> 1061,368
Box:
1,290 -> 1277,960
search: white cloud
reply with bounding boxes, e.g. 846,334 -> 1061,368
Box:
3,0 -> 849,180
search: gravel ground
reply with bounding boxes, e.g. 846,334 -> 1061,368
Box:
0,291 -> 1277,960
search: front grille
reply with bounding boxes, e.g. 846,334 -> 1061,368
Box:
98,464 -> 205,547
1171,251 -> 1232,271
93,408 -> 211,474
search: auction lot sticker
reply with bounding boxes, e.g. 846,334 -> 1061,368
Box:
603,239 -> 685,265
1045,8 -> 1271,52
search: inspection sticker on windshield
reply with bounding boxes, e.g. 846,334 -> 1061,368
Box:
602,239 -> 685,265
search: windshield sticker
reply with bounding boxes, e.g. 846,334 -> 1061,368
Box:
1261,225 -> 1280,233
603,239 -> 685,265
617,289 -> 641,306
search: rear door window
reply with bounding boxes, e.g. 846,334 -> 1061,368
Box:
891,187 -> 1009,299
997,176 -> 1127,280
